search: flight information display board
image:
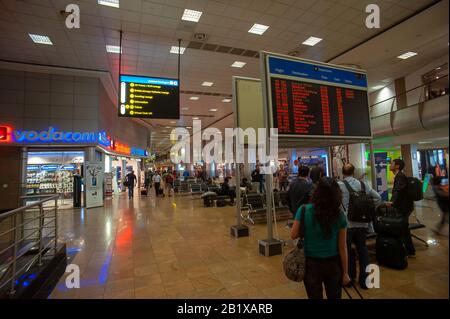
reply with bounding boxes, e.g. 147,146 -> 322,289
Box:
265,54 -> 372,139
118,75 -> 180,119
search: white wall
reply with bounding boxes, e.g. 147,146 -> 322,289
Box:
369,83 -> 397,118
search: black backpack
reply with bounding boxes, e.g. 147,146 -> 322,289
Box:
343,180 -> 375,223
407,177 -> 423,201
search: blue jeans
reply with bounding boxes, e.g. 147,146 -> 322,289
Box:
259,181 -> 265,193
347,227 -> 370,287
128,186 -> 134,199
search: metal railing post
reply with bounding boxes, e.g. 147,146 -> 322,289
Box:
9,214 -> 19,295
37,204 -> 44,266
54,197 -> 58,254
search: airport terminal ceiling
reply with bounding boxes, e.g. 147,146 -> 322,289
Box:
0,0 -> 448,155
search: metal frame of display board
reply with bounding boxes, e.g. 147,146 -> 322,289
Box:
259,51 -> 376,257
261,51 -> 373,141
230,76 -> 264,238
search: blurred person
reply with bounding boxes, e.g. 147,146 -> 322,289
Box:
153,171 -> 162,197
125,170 -> 137,200
286,165 -> 313,218
432,176 -> 449,236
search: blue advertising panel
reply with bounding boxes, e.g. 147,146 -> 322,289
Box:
375,152 -> 389,201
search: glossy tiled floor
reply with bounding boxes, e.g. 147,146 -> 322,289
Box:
49,191 -> 448,299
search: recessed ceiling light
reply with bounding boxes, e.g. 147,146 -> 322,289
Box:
165,126 -> 171,128
231,61 -> 246,68
192,117 -> 199,120
222,98 -> 232,103
209,108 -> 218,112
170,46 -> 186,54
397,51 -> 418,60
29,34 -> 53,45
302,36 -> 322,46
190,97 -> 199,100
106,45 -> 121,53
381,79 -> 391,83
371,85 -> 384,90
186,126 -> 192,129
202,82 -> 214,87
182,107 -> 189,110
98,0 -> 119,8
182,9 -> 203,22
170,121 -> 176,124
248,23 -> 269,35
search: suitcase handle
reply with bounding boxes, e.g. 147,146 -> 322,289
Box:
343,282 -> 364,299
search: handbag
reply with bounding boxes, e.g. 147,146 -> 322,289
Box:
373,205 -> 404,237
283,205 -> 306,282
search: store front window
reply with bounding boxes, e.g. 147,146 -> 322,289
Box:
26,151 -> 84,209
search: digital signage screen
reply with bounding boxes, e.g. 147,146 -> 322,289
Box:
265,55 -> 372,139
118,75 -> 180,119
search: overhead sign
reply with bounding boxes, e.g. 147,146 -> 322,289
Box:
118,74 -> 180,119
262,53 -> 372,139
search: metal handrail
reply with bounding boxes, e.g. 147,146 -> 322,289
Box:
0,194 -> 59,295
370,74 -> 449,109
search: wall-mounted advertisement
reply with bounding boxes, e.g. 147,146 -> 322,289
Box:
85,161 -> 104,208
118,74 -> 180,119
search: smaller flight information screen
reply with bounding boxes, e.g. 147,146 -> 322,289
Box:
266,55 -> 372,139
118,75 -> 180,119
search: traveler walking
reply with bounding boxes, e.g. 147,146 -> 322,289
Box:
153,172 -> 162,197
251,166 -> 265,193
290,177 -> 350,299
432,175 -> 449,236
338,163 -> 382,289
125,170 -> 137,200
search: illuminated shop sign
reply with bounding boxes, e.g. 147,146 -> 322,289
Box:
27,164 -> 77,171
40,164 -> 60,171
0,125 -> 13,143
12,127 -> 110,144
130,148 -> 148,157
113,142 -> 131,155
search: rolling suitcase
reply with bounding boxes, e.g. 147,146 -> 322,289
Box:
374,205 -> 404,238
376,235 -> 408,270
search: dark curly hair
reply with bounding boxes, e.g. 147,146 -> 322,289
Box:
312,177 -> 343,239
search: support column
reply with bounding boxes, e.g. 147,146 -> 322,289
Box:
401,144 -> 419,177
348,143 -> 367,181
258,173 -> 283,257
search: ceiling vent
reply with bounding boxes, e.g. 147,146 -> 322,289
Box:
186,40 -> 259,58
193,33 -> 207,41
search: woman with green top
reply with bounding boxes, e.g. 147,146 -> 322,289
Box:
290,177 -> 351,299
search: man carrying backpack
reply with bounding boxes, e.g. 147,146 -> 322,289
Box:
386,159 -> 417,257
339,163 -> 381,289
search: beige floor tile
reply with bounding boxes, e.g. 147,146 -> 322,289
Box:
135,284 -> 167,299
164,279 -> 196,295
50,195 -> 448,299
135,273 -> 163,289
104,289 -> 135,299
